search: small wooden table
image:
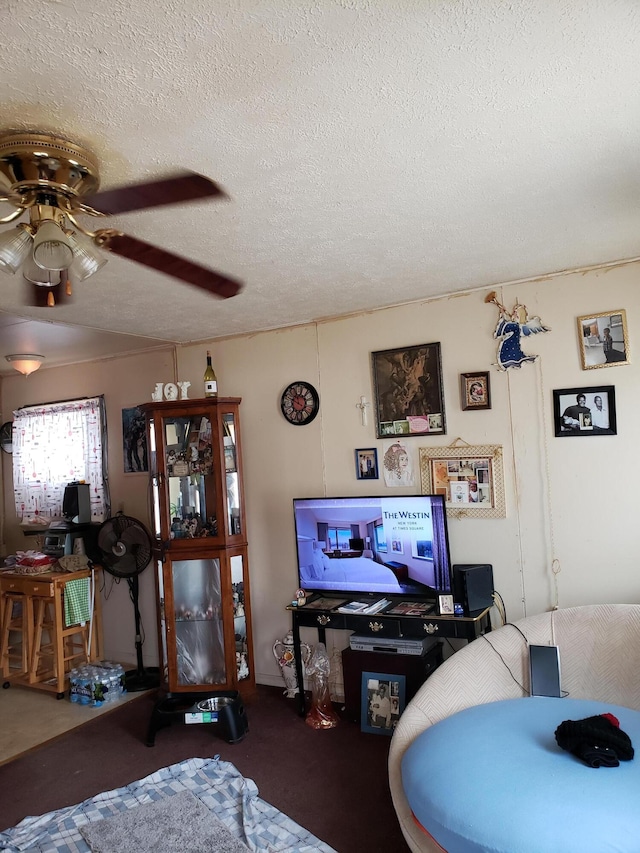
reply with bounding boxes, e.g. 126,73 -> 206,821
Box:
0,566 -> 103,698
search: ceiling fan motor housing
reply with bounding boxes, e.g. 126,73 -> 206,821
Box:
0,132 -> 100,202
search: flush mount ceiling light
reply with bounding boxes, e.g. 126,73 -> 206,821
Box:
0,131 -> 242,308
5,353 -> 45,376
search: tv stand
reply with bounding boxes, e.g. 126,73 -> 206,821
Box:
287,598 -> 492,716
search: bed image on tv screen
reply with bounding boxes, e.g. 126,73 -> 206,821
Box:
293,495 -> 452,598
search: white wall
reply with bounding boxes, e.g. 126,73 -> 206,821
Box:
1,263 -> 639,690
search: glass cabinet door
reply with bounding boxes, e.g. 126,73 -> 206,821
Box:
163,415 -> 219,538
172,558 -> 226,686
222,412 -> 242,537
231,554 -> 250,681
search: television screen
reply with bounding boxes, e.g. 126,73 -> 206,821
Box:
293,495 -> 452,599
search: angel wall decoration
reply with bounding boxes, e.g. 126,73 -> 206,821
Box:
485,291 -> 551,371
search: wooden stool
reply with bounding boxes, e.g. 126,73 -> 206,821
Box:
0,567 -> 103,698
30,595 -> 93,694
1,593 -> 30,682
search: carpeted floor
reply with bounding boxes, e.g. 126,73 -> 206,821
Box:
0,685 -> 410,853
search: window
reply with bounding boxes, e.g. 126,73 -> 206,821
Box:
327,526 -> 351,550
12,396 -> 110,523
374,521 -> 387,553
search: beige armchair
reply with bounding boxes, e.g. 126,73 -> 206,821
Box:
388,604 -> 640,852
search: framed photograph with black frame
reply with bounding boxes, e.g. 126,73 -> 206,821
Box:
361,671 -> 406,736
371,343 -> 446,438
460,371 -> 491,410
553,385 -> 617,437
355,447 -> 379,480
577,310 -> 629,370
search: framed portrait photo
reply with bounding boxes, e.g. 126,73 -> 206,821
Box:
577,310 -> 630,370
355,447 -> 379,480
371,343 -> 446,439
438,593 -> 455,615
361,672 -> 406,736
553,385 -> 617,437
460,371 -> 491,410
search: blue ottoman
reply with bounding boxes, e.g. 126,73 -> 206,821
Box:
401,697 -> 640,853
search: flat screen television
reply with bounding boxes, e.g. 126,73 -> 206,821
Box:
293,495 -> 452,599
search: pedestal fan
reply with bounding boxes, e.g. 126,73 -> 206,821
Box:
97,513 -> 160,692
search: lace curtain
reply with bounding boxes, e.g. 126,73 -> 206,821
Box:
12,396 -> 110,523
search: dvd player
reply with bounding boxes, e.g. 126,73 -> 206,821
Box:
349,635 -> 439,656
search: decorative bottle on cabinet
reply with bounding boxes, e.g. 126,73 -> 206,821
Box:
140,397 -> 254,697
203,351 -> 218,397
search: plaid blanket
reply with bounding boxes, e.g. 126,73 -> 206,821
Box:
0,757 -> 337,853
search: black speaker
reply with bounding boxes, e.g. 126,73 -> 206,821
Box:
452,564 -> 494,614
62,483 -> 91,523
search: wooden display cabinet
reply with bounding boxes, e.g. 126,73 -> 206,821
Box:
141,397 -> 254,697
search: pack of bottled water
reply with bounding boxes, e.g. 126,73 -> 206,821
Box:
69,661 -> 126,706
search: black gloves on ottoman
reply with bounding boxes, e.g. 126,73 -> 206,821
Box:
555,712 -> 634,768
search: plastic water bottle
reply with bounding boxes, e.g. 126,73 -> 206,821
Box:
77,669 -> 92,705
69,668 -> 79,702
90,666 -> 107,706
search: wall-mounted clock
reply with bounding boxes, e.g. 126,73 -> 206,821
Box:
280,381 -> 320,426
0,421 -> 13,454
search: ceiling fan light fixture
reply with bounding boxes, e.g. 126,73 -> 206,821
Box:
68,231 -> 108,280
5,354 -> 45,376
33,220 -> 74,271
0,227 -> 33,274
22,255 -> 63,285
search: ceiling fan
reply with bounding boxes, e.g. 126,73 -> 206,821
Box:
0,131 -> 242,306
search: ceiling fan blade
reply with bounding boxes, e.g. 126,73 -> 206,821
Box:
104,232 -> 242,298
83,173 -> 227,216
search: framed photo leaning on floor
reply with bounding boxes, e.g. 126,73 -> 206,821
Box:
361,672 -> 406,735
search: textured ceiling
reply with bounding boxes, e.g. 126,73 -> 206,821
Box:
1,0 -> 639,373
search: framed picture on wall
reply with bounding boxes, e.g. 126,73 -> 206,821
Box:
355,447 -> 379,480
419,444 -> 506,518
122,406 -> 148,473
460,371 -> 491,410
553,385 -> 617,436
577,310 -> 630,370
361,672 -> 406,736
371,343 -> 446,438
